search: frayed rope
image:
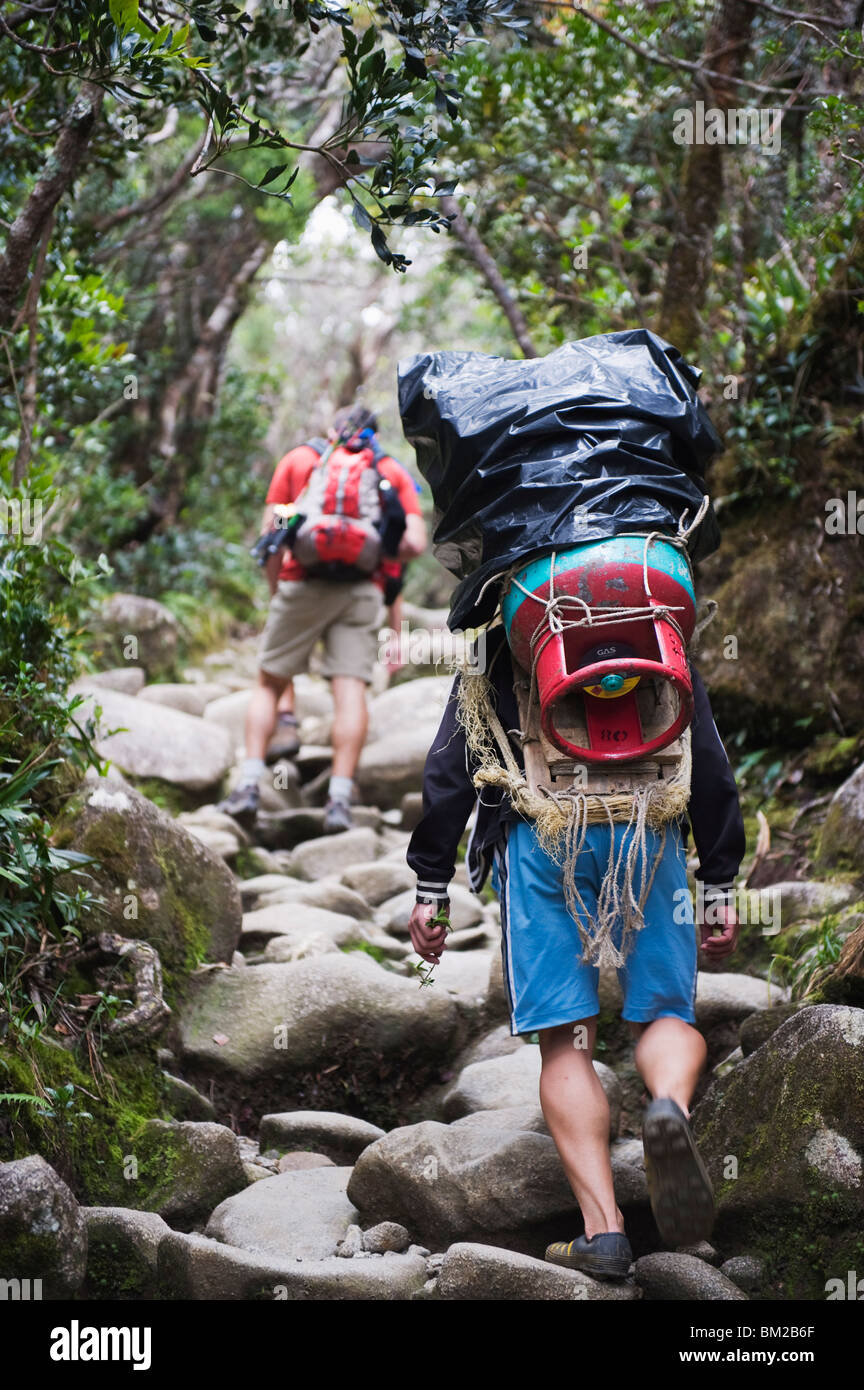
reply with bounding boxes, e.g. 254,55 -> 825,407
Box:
455,668 -> 691,969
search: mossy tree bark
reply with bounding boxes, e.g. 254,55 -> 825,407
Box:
658,1 -> 756,353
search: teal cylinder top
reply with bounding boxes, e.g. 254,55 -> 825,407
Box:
501,536 -> 695,631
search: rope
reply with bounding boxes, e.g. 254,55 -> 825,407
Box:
456,666 -> 692,969
454,498 -> 706,966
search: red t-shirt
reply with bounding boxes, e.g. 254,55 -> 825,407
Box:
265,442 -> 422,583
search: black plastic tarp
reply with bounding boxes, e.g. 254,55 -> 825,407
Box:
398,329 -> 723,630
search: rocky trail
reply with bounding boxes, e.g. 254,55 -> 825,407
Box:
3,598 -> 864,1302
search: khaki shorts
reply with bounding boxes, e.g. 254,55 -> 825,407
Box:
258,578 -> 385,684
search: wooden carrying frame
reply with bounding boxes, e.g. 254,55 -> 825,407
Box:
513,662 -> 686,799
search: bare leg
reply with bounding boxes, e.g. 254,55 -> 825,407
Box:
629,1018 -> 706,1115
245,668 -> 288,761
330,675 -> 368,780
276,679 -> 295,716
630,1017 -> 713,1244
539,1019 -> 624,1238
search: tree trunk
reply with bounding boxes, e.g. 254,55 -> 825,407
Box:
658,2 -> 756,353
0,82 -> 103,328
120,237 -> 270,541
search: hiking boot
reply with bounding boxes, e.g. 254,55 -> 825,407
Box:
265,714 -> 300,765
545,1232 -> 633,1280
218,782 -> 260,830
323,797 -> 353,834
643,1097 -> 715,1247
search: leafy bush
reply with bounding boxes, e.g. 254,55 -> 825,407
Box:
0,529 -> 106,1046
770,915 -> 846,1000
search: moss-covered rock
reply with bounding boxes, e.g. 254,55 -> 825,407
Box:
0,1155 -> 87,1299
178,953 -> 463,1130
91,593 -> 179,681
815,760 -> 864,873
0,1038 -> 172,1210
738,1002 -> 803,1055
695,463 -> 864,744
82,1206 -> 169,1300
52,783 -> 241,984
693,1004 -> 864,1297
121,1120 -> 246,1230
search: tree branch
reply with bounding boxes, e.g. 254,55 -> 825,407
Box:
91,125 -> 209,234
0,81 -> 103,328
11,208 -> 55,486
544,0 -> 841,97
157,238 -> 269,460
440,195 -> 539,358
1,0 -> 57,31
739,0 -> 849,26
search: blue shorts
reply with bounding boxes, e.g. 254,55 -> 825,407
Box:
491,817 -> 698,1036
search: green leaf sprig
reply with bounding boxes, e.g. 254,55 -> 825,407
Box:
414,907 -> 452,988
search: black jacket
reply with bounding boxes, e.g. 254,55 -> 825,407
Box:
407,627 -> 746,897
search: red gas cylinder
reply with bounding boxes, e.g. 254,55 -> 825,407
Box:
501,536 -> 697,763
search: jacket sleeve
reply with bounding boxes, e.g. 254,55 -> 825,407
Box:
687,664 -> 747,888
406,675 -> 478,896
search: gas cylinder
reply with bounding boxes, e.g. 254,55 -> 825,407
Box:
501,536 -> 697,763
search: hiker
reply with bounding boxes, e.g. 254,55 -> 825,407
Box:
406,623 -> 745,1278
221,404 -> 426,833
266,571 -> 410,764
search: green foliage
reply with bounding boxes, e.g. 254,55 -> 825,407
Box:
770,915 -> 846,1001
31,1082 -> 94,1125
0,537 -> 108,774
722,344 -> 822,502
428,3 -> 707,347
342,940 -> 391,966
4,0 -> 529,270
412,907 -> 451,987
0,751 -> 99,1048
65,362 -> 272,634
0,535 -> 107,1047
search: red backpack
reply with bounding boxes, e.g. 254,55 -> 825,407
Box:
290,438 -> 405,580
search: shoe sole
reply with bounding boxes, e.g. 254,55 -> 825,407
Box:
545,1250 -> 631,1279
643,1100 -> 715,1247
220,804 -> 258,831
264,742 -> 300,766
